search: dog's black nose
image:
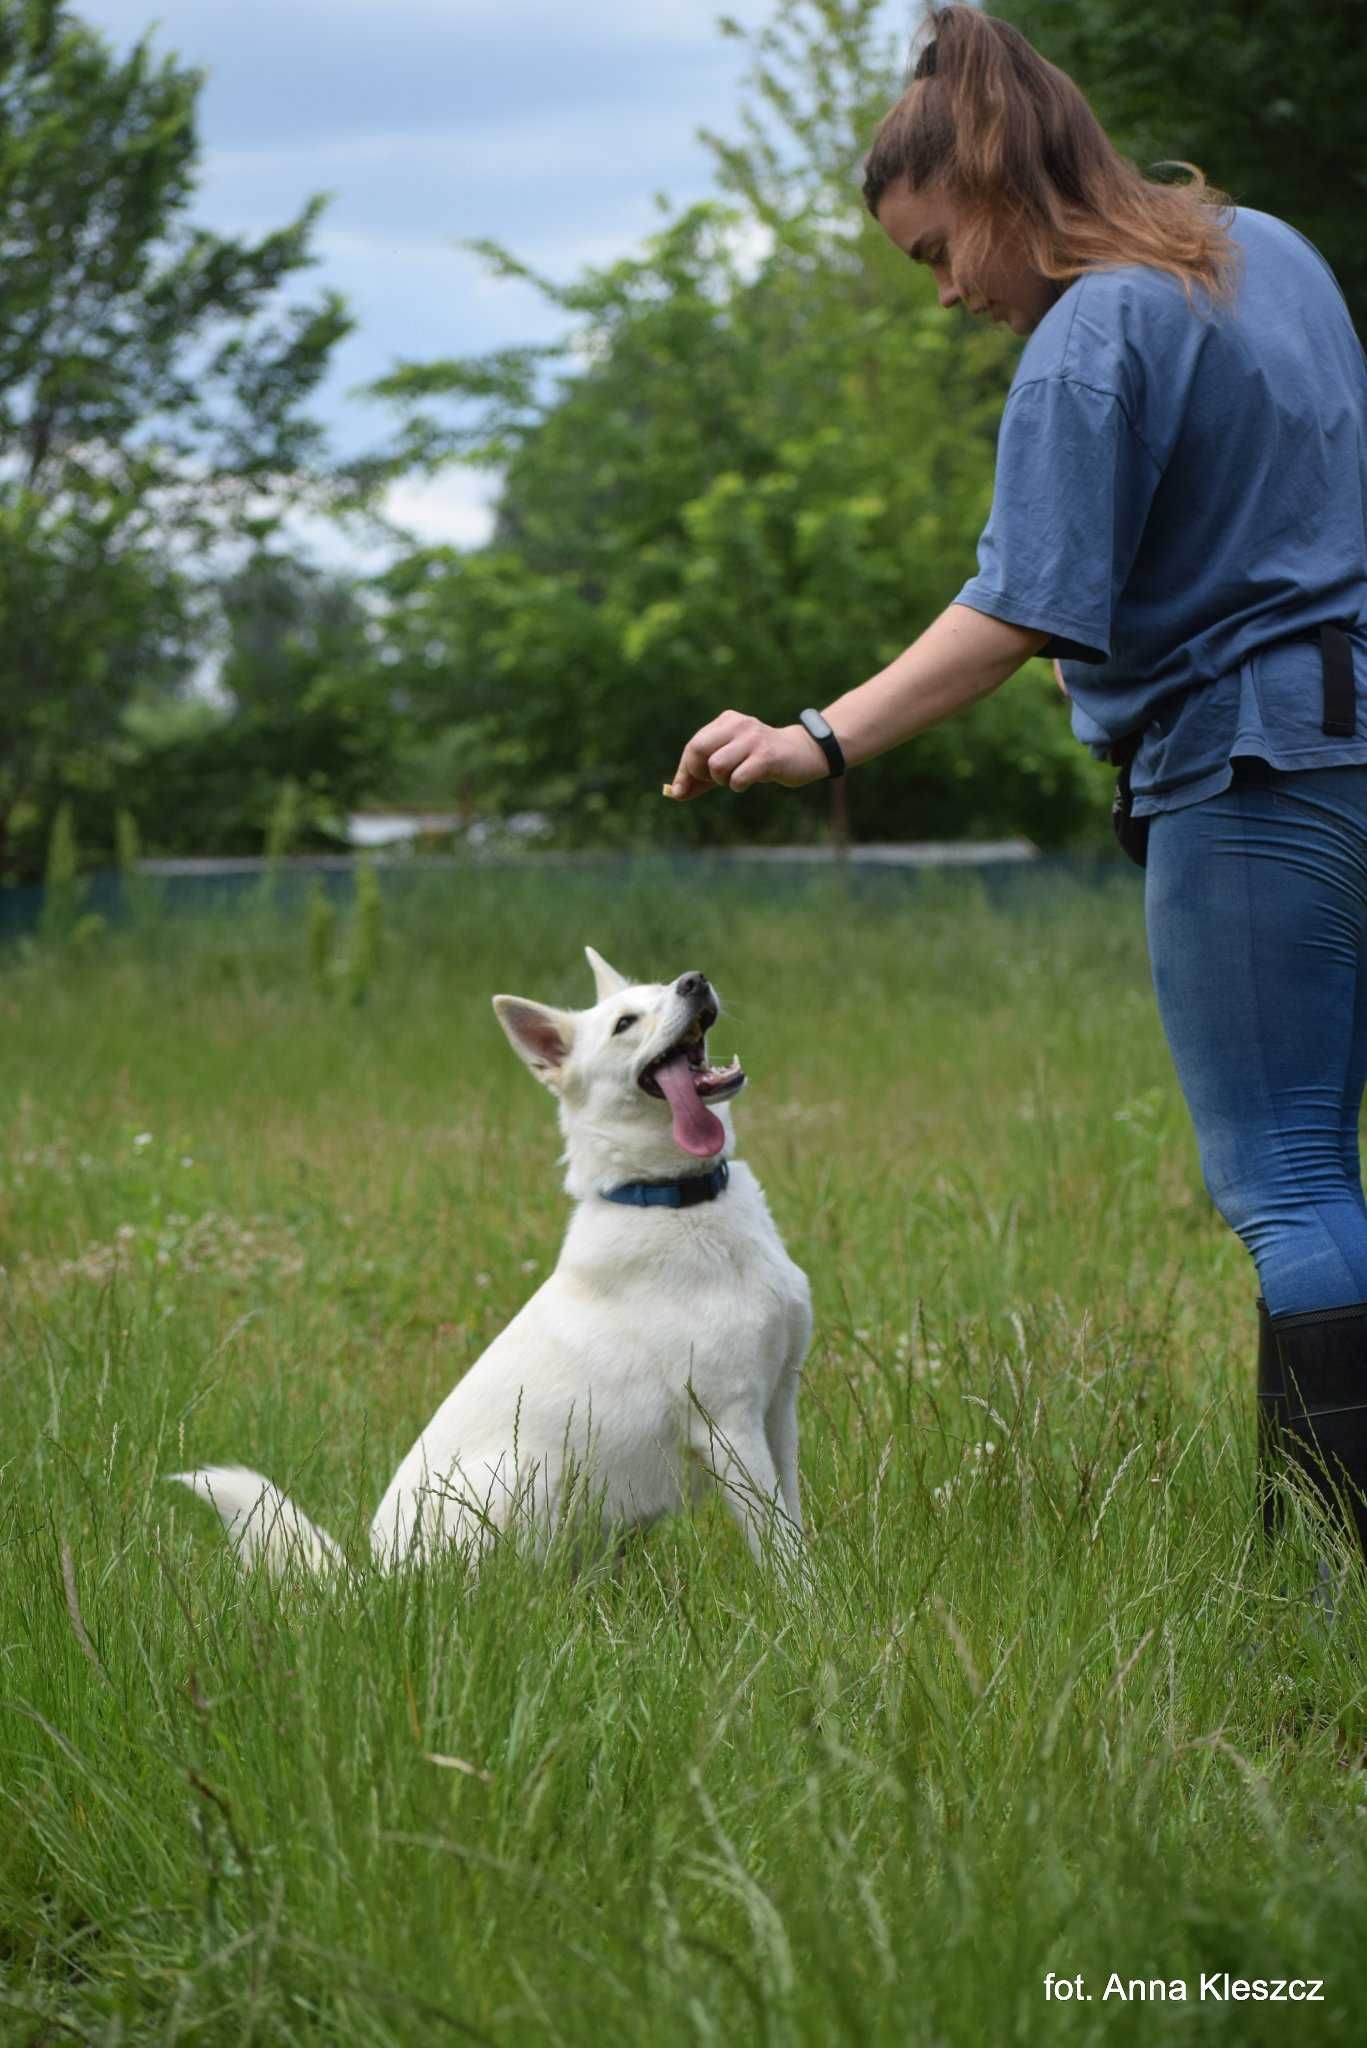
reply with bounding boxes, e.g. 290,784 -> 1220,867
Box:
675,972 -> 709,1002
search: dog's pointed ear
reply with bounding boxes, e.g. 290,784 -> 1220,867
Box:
584,945 -> 631,1001
492,996 -> 576,1088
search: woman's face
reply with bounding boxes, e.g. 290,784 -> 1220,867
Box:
876,182 -> 1058,336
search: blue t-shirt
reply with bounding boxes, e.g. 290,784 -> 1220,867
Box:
954,207 -> 1367,814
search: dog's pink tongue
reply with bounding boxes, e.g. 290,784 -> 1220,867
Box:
654,1050 -> 726,1158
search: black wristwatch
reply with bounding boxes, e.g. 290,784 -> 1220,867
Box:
798,707 -> 847,780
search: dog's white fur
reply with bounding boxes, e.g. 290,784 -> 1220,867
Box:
171,947 -> 812,1578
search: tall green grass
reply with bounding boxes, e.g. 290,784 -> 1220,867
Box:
2,863 -> 1364,2045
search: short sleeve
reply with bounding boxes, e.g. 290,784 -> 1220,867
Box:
953,376 -> 1164,666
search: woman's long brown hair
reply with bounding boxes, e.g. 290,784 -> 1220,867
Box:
863,5 -> 1239,311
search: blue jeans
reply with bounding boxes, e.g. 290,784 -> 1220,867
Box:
1145,761 -> 1367,1317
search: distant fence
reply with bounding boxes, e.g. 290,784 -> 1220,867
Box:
0,843 -> 1133,943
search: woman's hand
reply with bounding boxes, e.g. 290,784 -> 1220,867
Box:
667,712 -> 828,799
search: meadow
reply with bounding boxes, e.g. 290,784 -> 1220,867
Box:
2,859 -> 1364,2045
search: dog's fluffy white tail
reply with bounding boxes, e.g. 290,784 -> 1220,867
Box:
168,1466 -> 345,1577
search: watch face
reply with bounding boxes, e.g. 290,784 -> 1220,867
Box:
800,709 -> 844,775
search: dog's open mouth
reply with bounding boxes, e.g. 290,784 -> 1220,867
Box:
638,1004 -> 745,1158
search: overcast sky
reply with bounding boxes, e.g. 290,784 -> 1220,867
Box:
72,0 -> 917,575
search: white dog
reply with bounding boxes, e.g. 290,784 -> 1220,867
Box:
172,947 -> 812,1578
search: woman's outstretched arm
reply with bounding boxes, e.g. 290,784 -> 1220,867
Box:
668,604 -> 1050,798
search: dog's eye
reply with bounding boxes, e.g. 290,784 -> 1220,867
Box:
613,1013 -> 638,1035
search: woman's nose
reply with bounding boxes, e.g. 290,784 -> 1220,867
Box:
936,275 -> 961,310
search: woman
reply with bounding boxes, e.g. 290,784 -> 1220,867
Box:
668,6 -> 1367,1564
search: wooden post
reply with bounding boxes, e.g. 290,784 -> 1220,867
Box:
830,773 -> 849,862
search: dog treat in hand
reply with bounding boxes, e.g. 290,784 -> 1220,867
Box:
662,782 -> 677,799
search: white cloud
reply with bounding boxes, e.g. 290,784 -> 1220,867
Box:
378,469 -> 501,552
278,467 -> 501,578
309,226 -> 473,271
308,223 -> 665,292
314,211 -> 772,310
721,215 -> 777,283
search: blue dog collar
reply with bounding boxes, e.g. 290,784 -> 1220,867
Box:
603,1159 -> 730,1208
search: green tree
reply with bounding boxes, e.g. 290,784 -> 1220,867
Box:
0,0 -> 398,875
992,0 -> 1367,333
217,553 -> 375,718
365,0 -> 1108,848
0,491 -> 196,871
105,551 -> 397,858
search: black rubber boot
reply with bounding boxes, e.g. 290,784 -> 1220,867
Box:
1264,1300 -> 1367,1563
1255,1295 -> 1286,1544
